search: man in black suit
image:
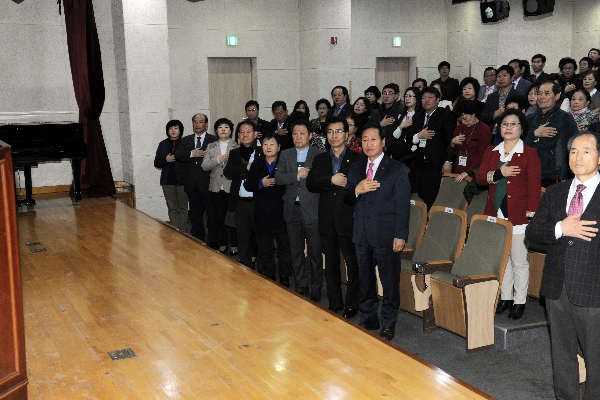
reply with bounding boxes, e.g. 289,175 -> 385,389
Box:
481,65 -> 516,143
526,132 -> 600,399
343,124 -> 411,341
326,86 -> 352,120
224,120 -> 260,269
437,61 -> 460,102
526,54 -> 551,84
368,83 -> 405,149
175,113 -> 218,245
244,100 -> 269,142
266,101 -> 293,150
406,86 -> 454,209
508,59 -> 532,95
306,117 -> 365,317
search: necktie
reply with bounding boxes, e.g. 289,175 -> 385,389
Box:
484,86 -> 494,102
424,114 -> 430,129
367,162 -> 374,181
334,107 -> 340,117
567,184 -> 586,218
196,136 -> 202,149
532,75 -> 537,83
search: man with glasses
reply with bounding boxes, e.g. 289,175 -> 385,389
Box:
437,61 -> 460,102
525,81 -> 579,187
369,83 -> 405,147
244,100 -> 268,143
266,100 -> 293,150
307,117 -> 365,317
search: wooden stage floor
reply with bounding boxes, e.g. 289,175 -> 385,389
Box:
17,197 -> 491,399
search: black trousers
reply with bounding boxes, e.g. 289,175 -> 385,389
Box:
409,166 -> 442,209
255,232 -> 292,281
234,198 -> 257,268
322,229 -> 360,310
188,188 -> 216,243
211,190 -> 238,248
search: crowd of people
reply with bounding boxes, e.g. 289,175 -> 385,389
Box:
155,49 -> 600,398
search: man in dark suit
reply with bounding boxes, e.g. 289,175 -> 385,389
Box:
275,119 -> 323,300
526,54 -> 551,84
175,113 -> 218,245
406,86 -> 454,209
477,67 -> 497,102
224,120 -> 260,269
481,65 -> 516,143
437,61 -> 460,102
526,132 -> 600,399
266,100 -> 293,150
368,83 -> 405,149
509,59 -> 532,95
326,86 -> 352,120
306,116 -> 365,317
244,100 -> 269,142
343,124 -> 411,341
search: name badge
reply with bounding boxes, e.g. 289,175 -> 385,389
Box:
458,156 -> 467,167
419,139 -> 427,148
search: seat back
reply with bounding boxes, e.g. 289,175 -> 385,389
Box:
466,189 -> 488,225
406,200 -> 427,250
412,206 -> 467,264
450,215 -> 512,280
431,174 -> 469,211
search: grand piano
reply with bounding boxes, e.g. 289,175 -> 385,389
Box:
0,122 -> 87,206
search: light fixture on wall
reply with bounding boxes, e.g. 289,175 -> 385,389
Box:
523,0 -> 554,16
392,37 -> 402,47
480,1 -> 510,23
227,36 -> 238,46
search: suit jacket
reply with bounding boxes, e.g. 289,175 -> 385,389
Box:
266,118 -> 294,150
243,152 -> 287,234
525,72 -> 551,84
248,117 -> 270,136
275,146 -> 323,224
406,107 -> 454,173
477,85 -> 497,102
475,143 -> 541,226
526,178 -> 600,307
342,156 -> 411,246
154,137 -> 187,186
306,148 -> 365,236
175,132 -> 218,193
223,145 -> 263,211
326,103 -> 352,121
443,77 -> 461,102
481,88 -> 515,133
201,138 -> 239,193
512,77 -> 532,95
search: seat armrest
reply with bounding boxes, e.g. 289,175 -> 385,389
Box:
412,260 -> 454,274
400,249 -> 414,259
453,274 -> 497,288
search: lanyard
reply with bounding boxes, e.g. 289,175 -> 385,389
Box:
458,124 -> 477,156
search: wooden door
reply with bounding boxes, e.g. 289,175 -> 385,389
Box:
0,143 -> 28,400
207,58 -> 253,125
376,57 -> 410,95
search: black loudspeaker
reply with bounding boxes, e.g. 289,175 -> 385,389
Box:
480,1 -> 510,23
523,0 -> 555,16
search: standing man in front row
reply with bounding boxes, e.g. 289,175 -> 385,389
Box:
526,132 -> 600,399
343,125 -> 411,341
276,120 -> 323,300
307,116 -> 365,318
176,113 -> 218,246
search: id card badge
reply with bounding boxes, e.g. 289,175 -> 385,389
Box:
458,156 -> 467,167
419,139 -> 427,148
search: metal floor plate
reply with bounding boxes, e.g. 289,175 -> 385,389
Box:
107,348 -> 136,361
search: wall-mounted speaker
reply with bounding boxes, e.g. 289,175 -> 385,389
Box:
523,0 -> 554,16
481,1 -> 510,23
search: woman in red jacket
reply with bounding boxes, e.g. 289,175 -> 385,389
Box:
476,108 -> 541,320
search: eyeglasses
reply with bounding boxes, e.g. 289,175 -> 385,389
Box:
404,94 -> 416,98
347,123 -> 355,127
501,122 -> 521,128
562,66 -> 575,71
246,108 -> 257,112
382,91 -> 396,96
327,129 -> 346,134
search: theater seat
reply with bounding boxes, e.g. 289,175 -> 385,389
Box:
431,173 -> 470,211
399,206 -> 467,328
429,215 -> 512,352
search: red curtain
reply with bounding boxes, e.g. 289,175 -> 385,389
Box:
64,0 -> 115,197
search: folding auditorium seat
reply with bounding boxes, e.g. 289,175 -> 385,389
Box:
431,173 -> 470,211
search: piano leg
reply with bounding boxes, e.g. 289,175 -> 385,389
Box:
16,166 -> 35,207
72,158 -> 82,203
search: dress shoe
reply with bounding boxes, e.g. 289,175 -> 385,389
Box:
342,308 -> 358,319
218,247 -> 227,254
359,319 -> 380,331
380,326 -> 395,341
295,286 -> 309,296
508,303 -> 525,320
328,305 -> 344,313
279,276 -> 290,288
230,249 -> 239,257
310,292 -> 321,302
209,242 -> 219,250
495,299 -> 513,315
